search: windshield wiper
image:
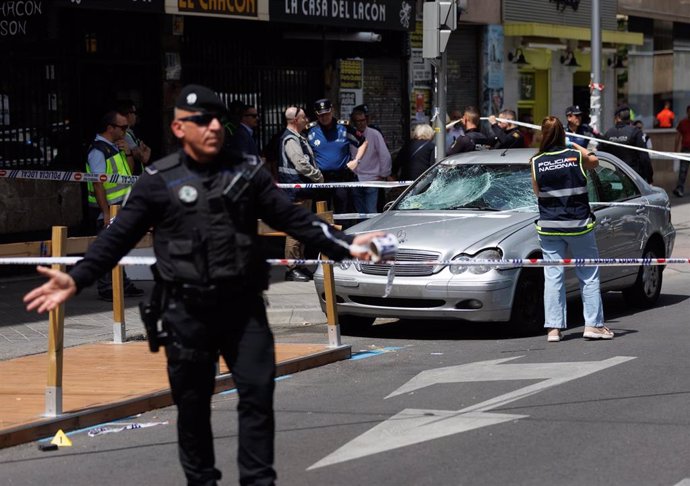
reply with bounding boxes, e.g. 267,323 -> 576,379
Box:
448,205 -> 501,211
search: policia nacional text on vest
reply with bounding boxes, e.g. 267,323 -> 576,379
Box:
532,147 -> 595,236
86,140 -> 132,208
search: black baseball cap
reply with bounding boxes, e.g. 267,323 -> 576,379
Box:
314,98 -> 332,115
175,84 -> 227,114
614,105 -> 630,120
565,105 -> 582,116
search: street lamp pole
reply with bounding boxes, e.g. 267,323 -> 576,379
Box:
590,0 -> 602,136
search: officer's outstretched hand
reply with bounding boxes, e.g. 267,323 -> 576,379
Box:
24,266 -> 77,313
349,232 -> 388,261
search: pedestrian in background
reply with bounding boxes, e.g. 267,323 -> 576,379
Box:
24,84 -> 383,486
117,99 -> 152,175
227,103 -> 261,157
530,115 -> 613,342
392,123 -> 435,181
278,106 -> 323,282
350,107 -> 391,214
673,105 -> 690,197
655,100 -> 675,128
445,109 -> 464,152
307,98 -> 367,226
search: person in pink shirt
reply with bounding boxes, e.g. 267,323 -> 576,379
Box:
350,107 -> 392,214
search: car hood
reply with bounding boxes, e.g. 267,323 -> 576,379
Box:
347,210 -> 537,255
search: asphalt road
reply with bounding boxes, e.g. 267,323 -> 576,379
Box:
2,265 -> 690,486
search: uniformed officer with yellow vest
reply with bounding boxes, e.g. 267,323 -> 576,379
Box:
531,115 -> 613,343
86,110 -> 143,300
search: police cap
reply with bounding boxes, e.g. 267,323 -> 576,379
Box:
175,84 -> 227,115
352,103 -> 369,114
314,99 -> 332,115
565,105 -> 582,116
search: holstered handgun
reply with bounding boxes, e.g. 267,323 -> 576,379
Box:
139,265 -> 169,353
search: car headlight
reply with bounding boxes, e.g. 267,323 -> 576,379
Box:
336,260 -> 361,272
449,248 -> 503,275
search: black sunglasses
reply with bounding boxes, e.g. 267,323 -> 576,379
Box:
178,113 -> 225,126
111,124 -> 129,131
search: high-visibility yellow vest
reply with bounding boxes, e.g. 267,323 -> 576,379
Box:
86,140 -> 132,207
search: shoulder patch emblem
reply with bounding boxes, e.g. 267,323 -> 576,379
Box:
512,132 -> 521,138
178,185 -> 198,204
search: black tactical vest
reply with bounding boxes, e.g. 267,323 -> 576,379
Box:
148,152 -> 269,288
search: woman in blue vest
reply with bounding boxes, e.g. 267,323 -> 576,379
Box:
530,116 -> 614,342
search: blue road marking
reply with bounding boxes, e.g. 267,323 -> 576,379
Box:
350,347 -> 401,361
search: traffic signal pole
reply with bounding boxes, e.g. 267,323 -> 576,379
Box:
423,1 -> 457,161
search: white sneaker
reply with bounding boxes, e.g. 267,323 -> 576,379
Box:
547,329 -> 562,342
583,326 -> 614,340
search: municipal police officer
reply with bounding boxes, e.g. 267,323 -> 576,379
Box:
602,105 -> 652,182
307,98 -> 368,225
488,109 -> 525,149
24,84 -> 383,486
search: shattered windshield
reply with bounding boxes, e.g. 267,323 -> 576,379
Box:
396,163 -> 537,211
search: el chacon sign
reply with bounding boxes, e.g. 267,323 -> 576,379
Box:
177,0 -> 258,17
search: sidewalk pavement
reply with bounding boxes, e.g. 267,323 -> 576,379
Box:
0,266 -> 325,362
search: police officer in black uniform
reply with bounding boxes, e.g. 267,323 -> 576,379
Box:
23,84 -> 384,486
447,106 -> 492,155
602,105 -> 652,182
487,109 -> 524,149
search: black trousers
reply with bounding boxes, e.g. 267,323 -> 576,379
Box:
321,169 -> 356,228
164,292 -> 276,486
87,207 -> 133,294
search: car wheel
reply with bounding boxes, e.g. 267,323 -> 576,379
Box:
338,315 -> 376,332
622,245 -> 663,308
510,268 -> 545,334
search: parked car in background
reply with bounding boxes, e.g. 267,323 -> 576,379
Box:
314,148 -> 675,332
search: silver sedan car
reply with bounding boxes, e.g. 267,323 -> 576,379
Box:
314,148 -> 675,332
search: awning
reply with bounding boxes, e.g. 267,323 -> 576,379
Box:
504,22 -> 644,46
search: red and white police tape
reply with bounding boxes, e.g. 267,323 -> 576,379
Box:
0,256 -> 684,268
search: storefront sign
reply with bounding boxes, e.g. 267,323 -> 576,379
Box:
0,1 -> 46,38
176,0 -> 258,18
339,58 -> 362,117
270,0 -> 415,31
550,0 -> 580,12
54,0 -> 165,12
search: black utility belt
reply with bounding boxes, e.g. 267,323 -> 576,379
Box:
167,282 -> 260,307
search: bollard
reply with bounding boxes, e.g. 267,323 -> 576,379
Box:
45,226 -> 67,417
110,205 -> 126,343
316,201 -> 341,347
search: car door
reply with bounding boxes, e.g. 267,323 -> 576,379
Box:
564,158 -> 644,292
589,158 -> 646,282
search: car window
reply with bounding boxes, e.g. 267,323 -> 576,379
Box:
589,159 -> 640,202
396,163 -> 537,211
